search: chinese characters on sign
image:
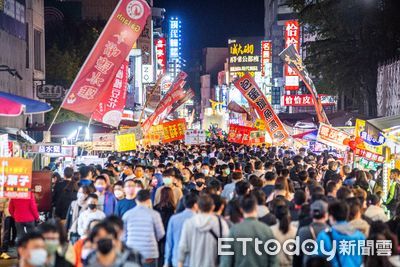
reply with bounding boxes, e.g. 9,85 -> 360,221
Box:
284,20 -> 300,90
92,61 -> 128,127
115,133 -> 137,152
228,124 -> 255,145
168,17 -> 182,76
354,148 -> 384,163
185,130 -> 206,145
0,157 -> 32,199
228,37 -> 262,79
155,38 -> 167,76
62,0 -> 150,117
233,74 -> 289,143
162,118 -> 186,143
279,44 -> 330,124
283,94 -> 337,106
354,119 -> 383,155
317,123 -> 351,150
261,40 -> 272,79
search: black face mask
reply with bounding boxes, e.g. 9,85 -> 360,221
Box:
196,181 -> 204,187
88,204 -> 97,210
97,238 -> 113,255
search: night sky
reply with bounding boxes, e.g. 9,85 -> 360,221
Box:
154,0 -> 265,63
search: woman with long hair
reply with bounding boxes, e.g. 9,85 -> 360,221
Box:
154,187 -> 176,267
270,198 -> 297,267
66,185 -> 93,244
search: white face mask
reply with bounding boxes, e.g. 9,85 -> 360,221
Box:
28,248 -> 48,267
114,190 -> 124,199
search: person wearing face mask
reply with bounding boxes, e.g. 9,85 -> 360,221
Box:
134,165 -> 148,188
16,231 -> 48,267
123,190 -> 165,267
154,169 -> 183,206
200,163 -> 211,177
86,221 -> 142,267
38,221 -> 73,267
77,194 -> 105,237
112,181 -> 125,201
94,176 -> 117,216
217,164 -> 231,186
115,180 -> 143,217
66,185 -> 92,244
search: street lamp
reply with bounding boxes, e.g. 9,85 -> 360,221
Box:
0,65 -> 22,80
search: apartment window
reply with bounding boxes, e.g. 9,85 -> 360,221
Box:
34,29 -> 42,71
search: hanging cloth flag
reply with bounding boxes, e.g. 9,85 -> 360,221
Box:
234,73 -> 289,143
279,44 -> 330,125
62,0 -> 151,117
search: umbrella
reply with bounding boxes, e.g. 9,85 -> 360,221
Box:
0,91 -> 52,116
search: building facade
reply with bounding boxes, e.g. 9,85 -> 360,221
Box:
0,0 -> 46,129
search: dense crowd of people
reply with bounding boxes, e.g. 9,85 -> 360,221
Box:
2,142 -> 400,267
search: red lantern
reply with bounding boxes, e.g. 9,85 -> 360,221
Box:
355,137 -> 363,145
343,138 -> 350,146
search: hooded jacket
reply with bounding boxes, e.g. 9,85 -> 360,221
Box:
317,221 -> 365,267
178,213 -> 229,267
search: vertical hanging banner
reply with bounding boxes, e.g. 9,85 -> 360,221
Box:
141,71 -> 187,132
261,40 -> 272,78
279,44 -> 330,124
167,88 -> 195,116
155,38 -> 167,76
284,20 -> 300,90
62,0 -> 151,117
0,158 -> 33,199
92,61 -> 128,127
233,74 -> 289,143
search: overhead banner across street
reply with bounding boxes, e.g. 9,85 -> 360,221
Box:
62,0 -> 151,117
234,73 -> 289,143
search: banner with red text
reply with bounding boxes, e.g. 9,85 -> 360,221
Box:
0,157 -> 32,199
282,94 -> 337,107
142,71 -> 187,132
280,44 -> 330,124
317,123 -> 350,150
233,74 -> 289,143
92,61 -> 128,127
228,124 -> 256,145
62,0 -> 150,117
162,118 -> 186,143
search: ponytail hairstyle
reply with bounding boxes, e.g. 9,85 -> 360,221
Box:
272,198 -> 291,234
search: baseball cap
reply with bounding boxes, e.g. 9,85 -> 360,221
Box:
310,200 -> 328,218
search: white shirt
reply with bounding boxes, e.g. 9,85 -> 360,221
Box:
77,209 -> 106,236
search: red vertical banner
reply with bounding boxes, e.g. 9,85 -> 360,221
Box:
92,61 -> 128,127
234,74 -> 289,143
284,20 -> 300,90
62,0 -> 151,117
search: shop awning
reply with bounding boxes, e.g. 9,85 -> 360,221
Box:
366,115 -> 400,133
0,91 -> 52,116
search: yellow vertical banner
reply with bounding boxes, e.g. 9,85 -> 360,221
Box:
115,134 -> 137,152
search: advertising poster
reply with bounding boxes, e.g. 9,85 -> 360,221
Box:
92,61 -> 128,127
355,119 -> 384,155
0,157 -> 32,199
92,133 -> 115,151
115,133 -> 137,152
62,0 -> 151,117
234,74 -> 289,143
228,124 -> 256,145
162,118 -> 186,143
228,37 -> 262,79
316,123 -> 350,150
185,130 -> 206,145
283,94 -> 337,107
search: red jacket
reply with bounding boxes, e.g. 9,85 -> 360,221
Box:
9,192 -> 39,223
